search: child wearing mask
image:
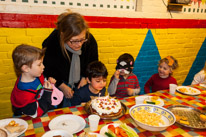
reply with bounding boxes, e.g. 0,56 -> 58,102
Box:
108,53 -> 140,98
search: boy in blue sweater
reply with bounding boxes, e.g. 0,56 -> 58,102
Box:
71,61 -> 108,106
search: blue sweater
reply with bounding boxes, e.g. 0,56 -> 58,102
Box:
71,84 -> 106,106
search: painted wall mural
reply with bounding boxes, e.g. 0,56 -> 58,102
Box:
183,38 -> 206,85
133,29 -> 206,94
133,30 -> 161,95
0,12 -> 206,118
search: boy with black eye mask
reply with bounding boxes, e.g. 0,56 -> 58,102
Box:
108,53 -> 140,98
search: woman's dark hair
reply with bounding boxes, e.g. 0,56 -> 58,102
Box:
86,61 -> 108,81
56,9 -> 89,60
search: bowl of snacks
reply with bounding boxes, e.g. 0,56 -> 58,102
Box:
129,104 -> 176,131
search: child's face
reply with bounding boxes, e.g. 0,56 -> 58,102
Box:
119,69 -> 130,76
116,61 -> 132,76
27,58 -> 44,78
158,62 -> 171,78
89,76 -> 107,93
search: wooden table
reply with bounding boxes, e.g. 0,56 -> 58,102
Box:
19,85 -> 206,137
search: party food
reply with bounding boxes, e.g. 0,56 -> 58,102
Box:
200,114 -> 206,122
143,96 -> 161,105
105,123 -> 137,137
175,115 -> 181,122
0,129 -> 7,137
132,109 -> 165,126
179,87 -> 197,94
175,115 -> 189,125
90,96 -> 122,118
4,120 -> 25,133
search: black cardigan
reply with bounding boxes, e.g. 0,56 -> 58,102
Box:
42,29 -> 98,87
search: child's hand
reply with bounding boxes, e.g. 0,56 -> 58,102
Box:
44,81 -> 53,89
48,77 -> 56,84
127,88 -> 134,96
114,70 -> 120,79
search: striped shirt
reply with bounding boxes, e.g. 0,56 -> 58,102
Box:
108,73 -> 140,98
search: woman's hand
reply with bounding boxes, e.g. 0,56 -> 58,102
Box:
78,77 -> 87,89
59,83 -> 74,98
114,70 -> 120,79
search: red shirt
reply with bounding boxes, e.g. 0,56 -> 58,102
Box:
144,73 -> 177,94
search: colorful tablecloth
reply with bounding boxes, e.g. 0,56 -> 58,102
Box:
19,85 -> 206,137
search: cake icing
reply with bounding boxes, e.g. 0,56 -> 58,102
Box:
91,96 -> 121,115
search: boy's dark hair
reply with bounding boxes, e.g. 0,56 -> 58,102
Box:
12,44 -> 45,77
86,61 -> 108,81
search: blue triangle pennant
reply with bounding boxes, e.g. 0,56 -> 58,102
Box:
183,38 -> 206,85
133,30 -> 161,94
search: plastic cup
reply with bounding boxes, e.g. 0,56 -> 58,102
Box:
169,84 -> 177,94
88,114 -> 100,131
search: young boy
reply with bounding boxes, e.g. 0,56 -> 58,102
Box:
11,44 -> 56,118
108,53 -> 140,98
70,61 -> 108,106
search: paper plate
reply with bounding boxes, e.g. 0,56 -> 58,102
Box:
100,123 -> 137,136
135,95 -> 164,107
89,133 -> 104,137
49,114 -> 86,134
199,84 -> 206,88
176,86 -> 201,95
0,118 -> 28,137
42,129 -> 73,137
79,132 -> 104,137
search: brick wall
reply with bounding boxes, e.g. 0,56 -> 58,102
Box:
0,13 -> 206,119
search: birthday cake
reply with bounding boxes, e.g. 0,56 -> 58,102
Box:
90,96 -> 122,118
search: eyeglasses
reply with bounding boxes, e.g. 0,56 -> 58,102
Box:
69,39 -> 88,45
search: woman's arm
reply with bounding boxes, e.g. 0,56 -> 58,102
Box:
43,30 -> 70,87
59,83 -> 74,98
107,75 -> 119,95
78,77 -> 87,89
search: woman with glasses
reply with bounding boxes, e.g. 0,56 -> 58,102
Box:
42,9 -> 98,107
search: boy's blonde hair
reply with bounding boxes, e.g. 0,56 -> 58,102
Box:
159,56 -> 178,72
12,44 -> 45,77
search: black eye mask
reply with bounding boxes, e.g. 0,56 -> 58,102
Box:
116,61 -> 133,74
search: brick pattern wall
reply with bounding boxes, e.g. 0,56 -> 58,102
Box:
0,13 -> 206,119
